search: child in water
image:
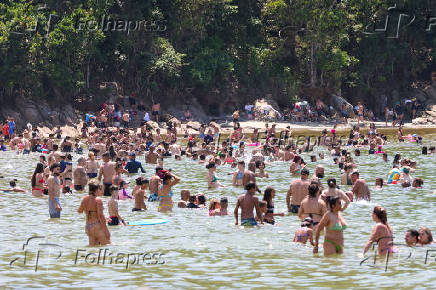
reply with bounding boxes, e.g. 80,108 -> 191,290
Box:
293,217 -> 315,246
108,185 -> 126,226
118,181 -> 133,200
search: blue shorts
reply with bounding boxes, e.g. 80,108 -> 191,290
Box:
289,204 -> 300,214
49,197 -> 61,218
241,218 -> 257,226
148,193 -> 159,202
87,173 -> 98,178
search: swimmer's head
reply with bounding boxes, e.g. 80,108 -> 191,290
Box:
88,181 -> 100,196
373,206 -> 388,225
326,196 -> 341,211
245,182 -> 256,193
197,194 -> 206,205
220,197 -> 228,208
403,166 -> 410,174
412,178 -> 423,188
110,185 -> 119,197
209,198 -> 221,211
301,168 -> 310,178
375,178 -> 383,187
327,178 -> 337,188
259,200 -> 267,214
9,179 -> 17,188
308,183 -> 319,198
302,217 -> 313,228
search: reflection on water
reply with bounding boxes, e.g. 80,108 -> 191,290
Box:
1,141 -> 436,288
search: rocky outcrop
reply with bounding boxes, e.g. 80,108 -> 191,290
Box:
330,94 -> 355,118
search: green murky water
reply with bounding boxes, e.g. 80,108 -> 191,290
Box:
1,138 -> 436,288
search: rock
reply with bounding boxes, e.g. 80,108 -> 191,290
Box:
424,84 -> 436,102
330,94 -> 355,118
146,121 -> 159,129
169,117 -> 181,127
186,121 -> 201,130
253,98 -> 281,120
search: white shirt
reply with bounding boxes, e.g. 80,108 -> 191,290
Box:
144,112 -> 150,122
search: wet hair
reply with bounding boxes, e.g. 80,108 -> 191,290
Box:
50,163 -> 60,172
393,154 -> 401,164
245,182 -> 256,191
10,180 -> 16,188
259,200 -> 267,209
206,162 -> 215,169
326,196 -> 340,210
135,177 -> 144,185
220,197 -> 228,204
110,185 -> 119,193
293,155 -> 301,163
373,206 -> 388,225
189,195 -> 196,203
308,183 -> 319,198
327,178 -> 336,188
419,227 -> 434,244
429,146 -> 435,152
422,146 -> 428,155
375,178 -> 383,187
354,149 -> 360,156
209,198 -> 220,211
406,229 -> 419,241
155,167 -> 163,174
32,162 -> 45,187
301,167 -> 309,176
197,194 -> 206,205
413,178 -> 423,187
199,154 -> 206,160
263,186 -> 274,207
88,181 -> 100,195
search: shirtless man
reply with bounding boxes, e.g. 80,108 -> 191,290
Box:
93,139 -> 106,158
132,177 -> 148,211
47,163 -> 62,218
73,157 -> 88,191
234,183 -> 263,226
286,168 -> 310,213
85,151 -> 99,179
46,134 -> 55,151
152,101 -> 160,122
148,167 -> 162,201
98,152 -> 116,196
349,170 -> 371,201
146,146 -> 159,164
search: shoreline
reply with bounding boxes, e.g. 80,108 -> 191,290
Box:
34,120 -> 436,140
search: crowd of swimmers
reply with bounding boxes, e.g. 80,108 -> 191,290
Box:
0,118 -> 434,256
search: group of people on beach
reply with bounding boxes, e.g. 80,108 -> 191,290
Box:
1,109 -> 434,256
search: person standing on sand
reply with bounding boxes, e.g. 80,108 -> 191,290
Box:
234,183 -> 263,226
152,101 -> 160,122
47,163 -> 62,218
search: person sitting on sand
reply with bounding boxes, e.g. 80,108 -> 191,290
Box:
294,217 -> 315,246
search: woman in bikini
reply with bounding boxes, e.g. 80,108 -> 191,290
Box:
289,155 -> 303,176
314,196 -> 347,256
262,186 -> 284,225
363,206 -> 398,256
78,182 -> 110,246
255,161 -> 269,178
206,160 -> 222,189
158,171 -> 180,212
31,162 -> 46,197
299,183 -> 326,227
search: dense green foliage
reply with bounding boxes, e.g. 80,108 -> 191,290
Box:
0,0 -> 435,113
